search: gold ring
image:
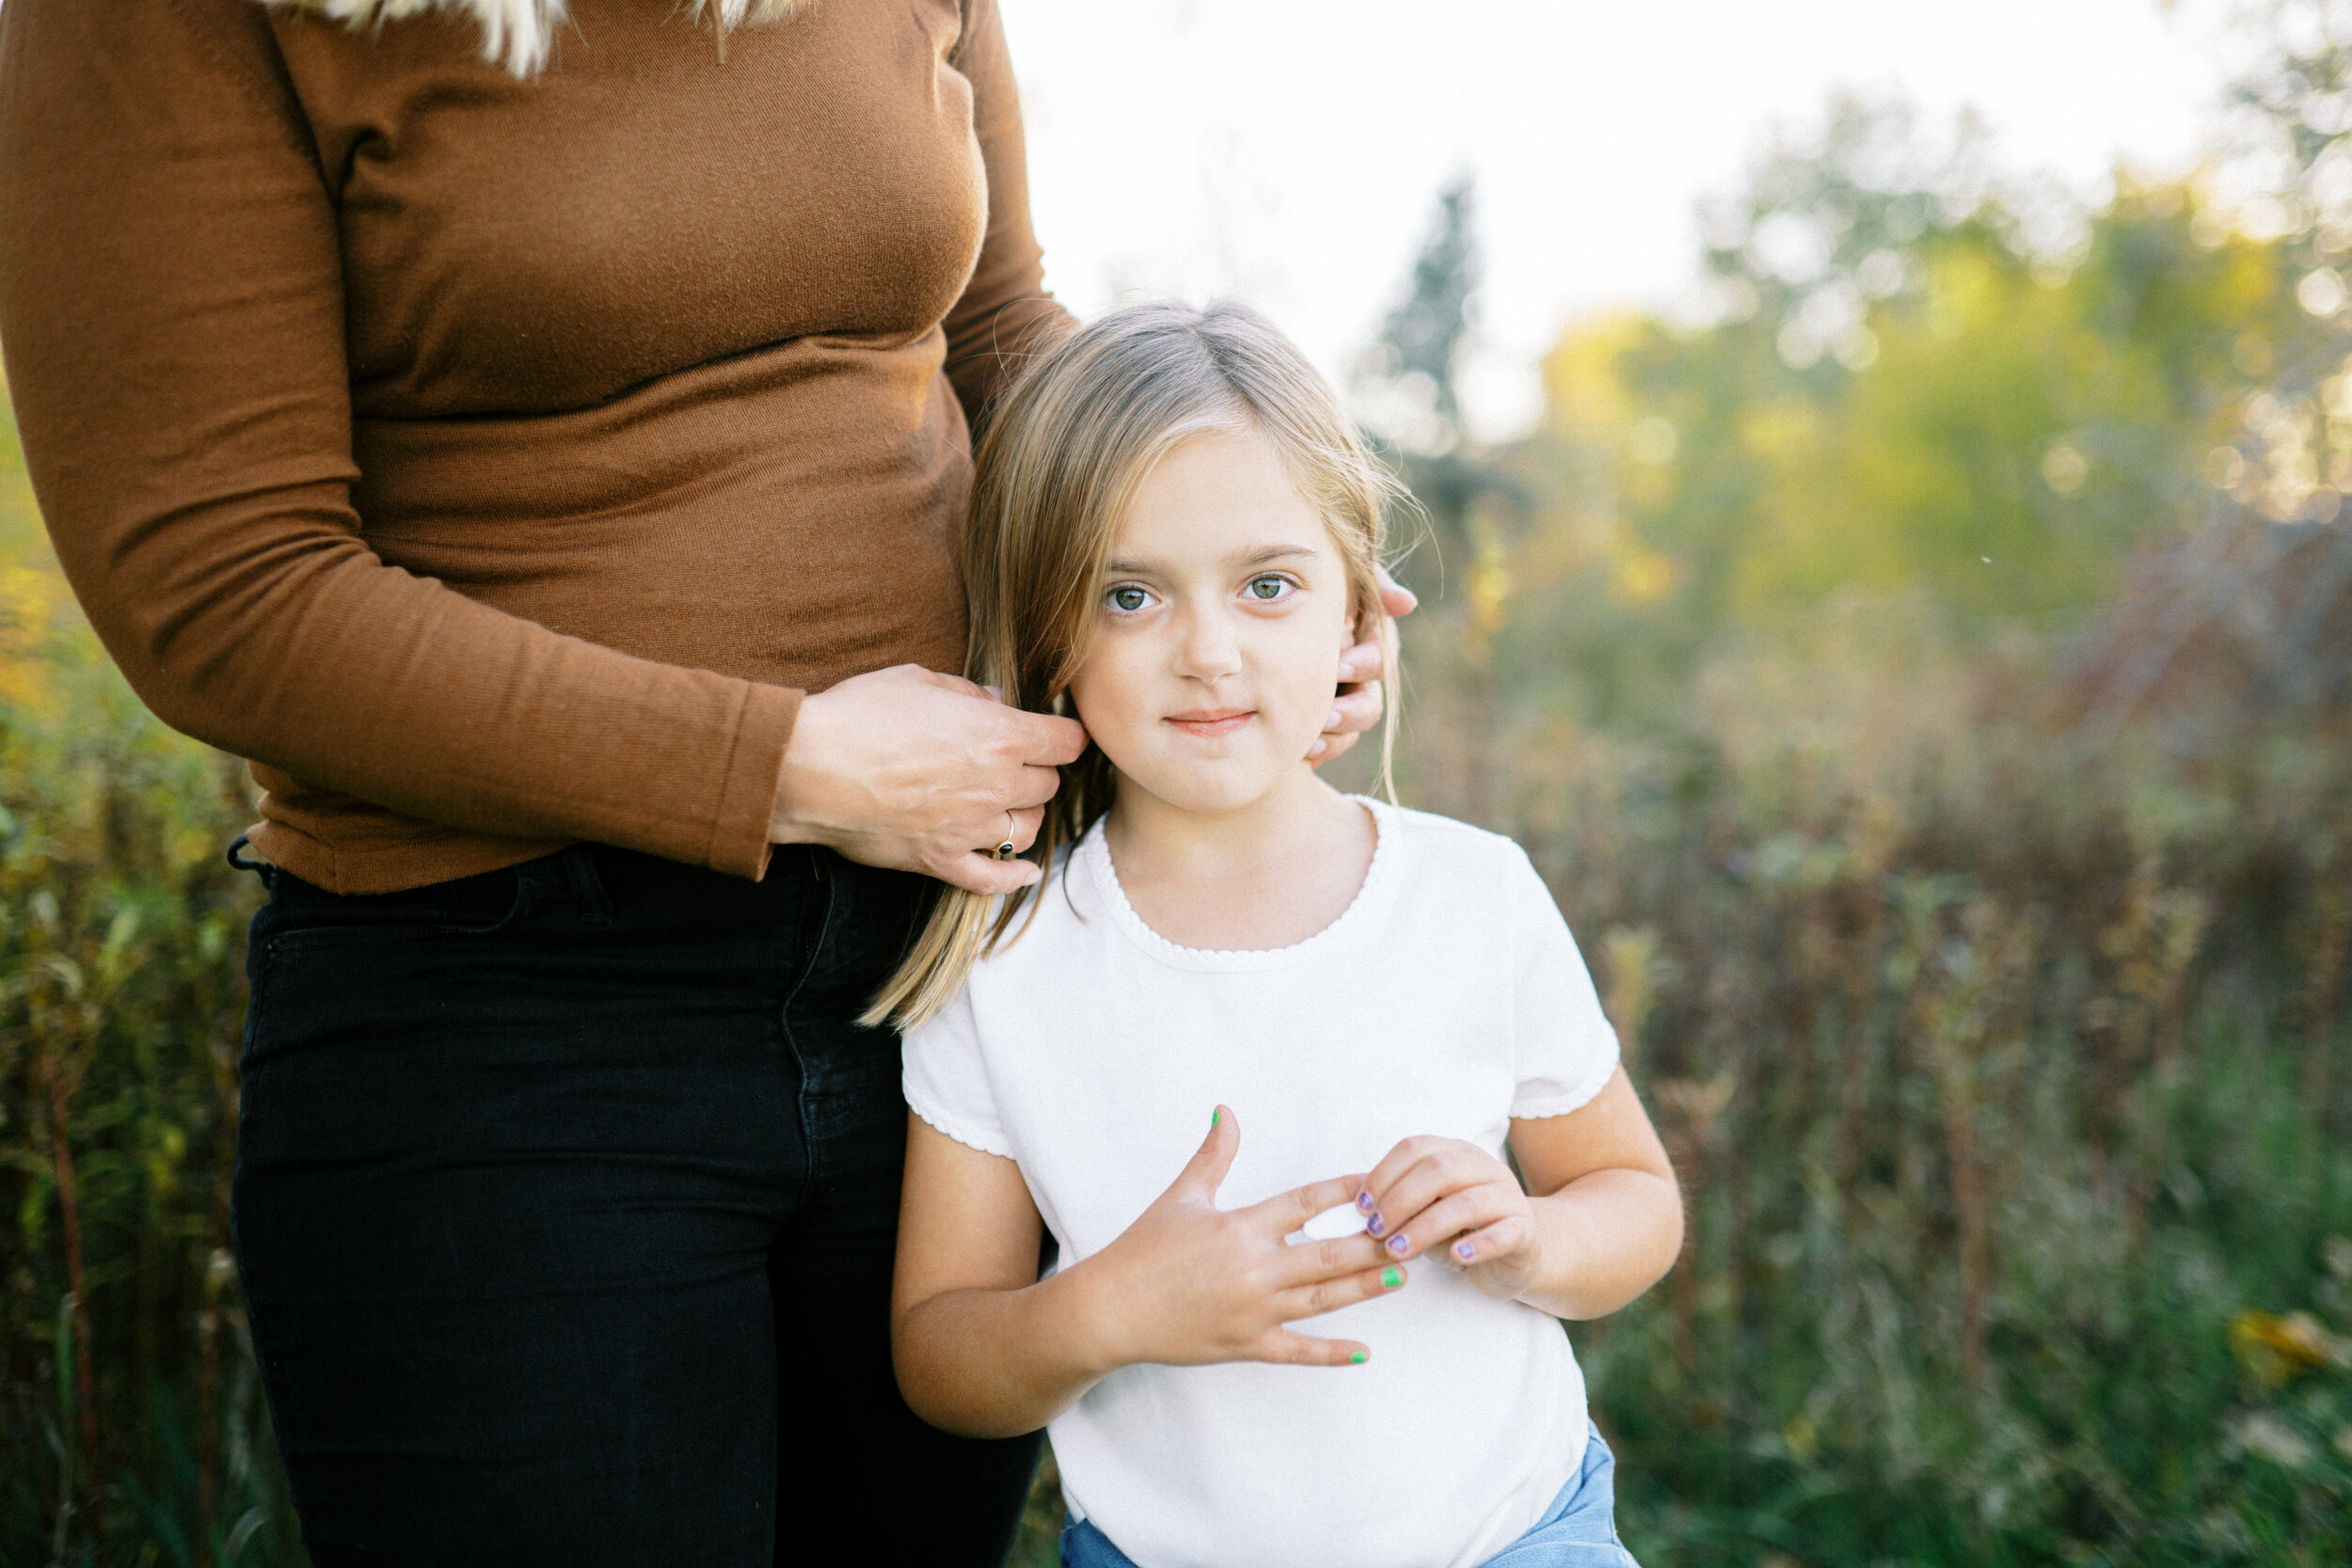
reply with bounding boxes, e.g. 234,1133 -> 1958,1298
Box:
994,810 -> 1018,861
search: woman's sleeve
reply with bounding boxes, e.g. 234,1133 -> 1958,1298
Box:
943,0 -> 1074,428
1504,847 -> 1624,1119
902,987 -> 1016,1159
0,0 -> 797,882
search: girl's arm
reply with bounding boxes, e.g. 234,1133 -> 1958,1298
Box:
1355,1067 -> 1682,1321
893,1107 -> 1404,1439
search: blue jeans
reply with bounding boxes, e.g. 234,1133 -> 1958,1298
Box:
1059,1418 -> 1640,1567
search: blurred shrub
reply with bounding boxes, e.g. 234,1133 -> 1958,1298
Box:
0,402 -> 295,1562
1514,618 -> 2352,1565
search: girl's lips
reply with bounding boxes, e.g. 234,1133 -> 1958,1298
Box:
1166,710 -> 1253,737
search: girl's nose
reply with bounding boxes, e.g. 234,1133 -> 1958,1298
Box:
1170,606 -> 1243,683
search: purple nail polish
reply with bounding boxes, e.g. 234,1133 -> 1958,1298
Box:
1355,1191 -> 1375,1212
1387,1233 -> 1409,1254
1455,1241 -> 1476,1260
1366,1213 -> 1386,1238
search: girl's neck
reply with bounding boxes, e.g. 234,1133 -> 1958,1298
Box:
1101,767 -> 1377,952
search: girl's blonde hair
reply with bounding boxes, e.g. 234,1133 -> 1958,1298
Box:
864,299 -> 1410,1031
263,0 -> 802,77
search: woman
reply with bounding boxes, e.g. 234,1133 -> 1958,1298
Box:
0,0 -> 1403,1561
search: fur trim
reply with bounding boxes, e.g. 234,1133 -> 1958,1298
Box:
262,0 -> 805,77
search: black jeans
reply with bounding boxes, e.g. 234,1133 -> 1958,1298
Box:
230,841 -> 1041,1566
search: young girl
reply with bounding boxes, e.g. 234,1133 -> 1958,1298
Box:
878,302 -> 1682,1568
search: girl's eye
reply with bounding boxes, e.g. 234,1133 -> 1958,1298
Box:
1247,575 -> 1295,603
1107,585 -> 1152,613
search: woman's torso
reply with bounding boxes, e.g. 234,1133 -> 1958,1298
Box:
256,0 -> 1010,863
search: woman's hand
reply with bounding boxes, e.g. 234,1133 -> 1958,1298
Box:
1356,1136 -> 1543,1302
1073,1107 -> 1405,1369
771,664 -> 1088,895
1311,566 -> 1416,765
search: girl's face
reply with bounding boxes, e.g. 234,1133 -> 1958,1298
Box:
1068,426 -> 1359,817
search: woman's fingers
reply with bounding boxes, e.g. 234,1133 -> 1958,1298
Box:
1308,726 -> 1357,764
1005,804 -> 1044,852
1251,1330 -> 1373,1368
1013,711 -> 1089,767
1311,609 -> 1398,765
908,667 -> 999,703
1325,678 -> 1384,737
1374,562 -> 1418,619
921,666 -> 1088,763
931,849 -> 1046,896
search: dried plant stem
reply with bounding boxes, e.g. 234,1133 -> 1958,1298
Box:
196,1246 -> 223,1568
39,1044 -> 102,1502
197,1036 -> 240,1567
2302,885 -> 2346,1162
1940,1071 -> 1988,1400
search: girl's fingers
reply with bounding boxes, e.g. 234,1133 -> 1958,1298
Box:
1247,1172 -> 1370,1236
1359,1136 -> 1448,1208
1253,1330 -> 1374,1368
1359,1148 -> 1484,1242
1448,1214 -> 1529,1267
1370,1187 -> 1516,1264
1166,1105 -> 1241,1204
1278,1261 -> 1408,1322
1271,1233 -> 1388,1288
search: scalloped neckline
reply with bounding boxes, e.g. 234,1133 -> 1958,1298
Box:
1079,796 -> 1394,972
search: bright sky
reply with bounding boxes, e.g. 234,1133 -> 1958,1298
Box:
1000,0 -> 2238,437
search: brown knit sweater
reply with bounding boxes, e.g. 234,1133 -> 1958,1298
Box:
0,0 -> 1069,893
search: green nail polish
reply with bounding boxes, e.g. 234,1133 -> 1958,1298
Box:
1382,1266 -> 1403,1289
1211,1109 -> 1219,1128
1350,1350 -> 1369,1364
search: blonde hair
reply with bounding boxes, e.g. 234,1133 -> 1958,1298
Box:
262,0 -> 803,76
864,300 -> 1410,1031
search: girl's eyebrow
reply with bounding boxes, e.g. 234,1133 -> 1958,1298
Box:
1102,545 -> 1320,576
1232,545 -> 1321,568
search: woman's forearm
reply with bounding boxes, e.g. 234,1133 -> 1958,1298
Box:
1514,1168 -> 1684,1321
893,1264 -> 1121,1439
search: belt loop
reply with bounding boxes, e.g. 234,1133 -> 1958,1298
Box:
225,834 -> 278,893
560,844 -> 614,926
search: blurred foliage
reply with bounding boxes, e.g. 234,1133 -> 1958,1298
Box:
0,394 -> 294,1559
7,3 -> 2352,1565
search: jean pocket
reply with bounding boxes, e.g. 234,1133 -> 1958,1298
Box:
261,864 -> 532,949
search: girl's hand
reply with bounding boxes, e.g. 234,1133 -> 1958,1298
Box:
1076,1107 -> 1406,1369
1357,1137 -> 1542,1302
1311,567 -> 1416,765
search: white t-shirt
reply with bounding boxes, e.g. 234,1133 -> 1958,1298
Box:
902,798 -> 1621,1568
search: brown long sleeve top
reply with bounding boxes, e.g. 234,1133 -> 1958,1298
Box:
0,0 -> 1070,893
